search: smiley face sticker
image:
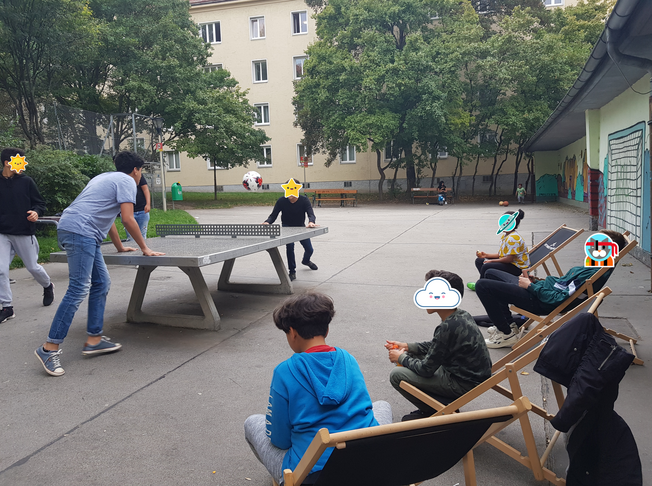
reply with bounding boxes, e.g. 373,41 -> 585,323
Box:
281,178 -> 303,198
8,153 -> 28,174
496,212 -> 518,235
414,277 -> 462,309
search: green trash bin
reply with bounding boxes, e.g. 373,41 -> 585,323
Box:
171,182 -> 183,201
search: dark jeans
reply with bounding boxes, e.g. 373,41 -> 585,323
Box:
474,257 -> 522,279
286,239 -> 313,272
475,269 -> 553,334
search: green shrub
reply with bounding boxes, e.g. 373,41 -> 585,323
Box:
24,149 -> 114,215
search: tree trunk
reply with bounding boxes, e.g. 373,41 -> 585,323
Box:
429,160 -> 438,188
471,153 -> 480,196
213,164 -> 218,200
404,146 -> 416,190
376,149 -> 385,199
493,147 -> 509,196
512,145 -> 524,195
456,160 -> 463,198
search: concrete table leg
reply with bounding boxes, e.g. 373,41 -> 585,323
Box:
126,264 -> 221,331
217,247 -> 293,294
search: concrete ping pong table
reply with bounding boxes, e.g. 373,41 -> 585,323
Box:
49,224 -> 328,331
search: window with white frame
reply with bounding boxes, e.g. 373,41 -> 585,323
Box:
478,130 -> 498,144
340,145 -> 356,163
543,0 -> 563,5
297,144 -> 313,166
258,146 -> 272,167
254,103 -> 270,125
135,137 -> 145,152
292,11 -> 308,34
293,56 -> 307,79
200,22 -> 221,44
207,159 -> 230,170
165,152 -> 180,171
385,141 -> 399,160
252,60 -> 268,83
204,64 -> 223,73
250,16 -> 265,39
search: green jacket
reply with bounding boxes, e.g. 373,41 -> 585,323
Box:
527,266 -> 612,308
398,308 -> 491,386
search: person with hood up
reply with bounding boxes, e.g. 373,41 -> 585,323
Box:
244,292 -> 392,484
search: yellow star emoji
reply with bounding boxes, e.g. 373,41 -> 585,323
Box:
282,178 -> 303,198
9,154 -> 28,174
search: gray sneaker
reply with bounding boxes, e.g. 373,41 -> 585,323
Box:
486,330 -> 519,349
487,322 -> 518,337
34,347 -> 65,376
82,336 -> 122,356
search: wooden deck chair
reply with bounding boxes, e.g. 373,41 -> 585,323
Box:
277,397 -> 532,486
527,224 -> 585,277
399,290 -> 611,486
511,232 -> 642,365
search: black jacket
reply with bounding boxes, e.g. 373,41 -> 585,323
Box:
0,173 -> 46,235
534,313 -> 641,486
265,196 -> 316,227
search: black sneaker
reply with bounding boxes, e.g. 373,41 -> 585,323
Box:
43,283 -> 55,307
0,306 -> 15,323
9,278 -> 16,284
302,261 -> 318,270
401,409 -> 429,422
289,272 -> 296,281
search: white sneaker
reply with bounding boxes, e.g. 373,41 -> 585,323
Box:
487,322 -> 518,337
486,329 -> 519,349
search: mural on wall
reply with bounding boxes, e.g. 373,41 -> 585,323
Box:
535,173 -> 558,201
556,150 -> 589,202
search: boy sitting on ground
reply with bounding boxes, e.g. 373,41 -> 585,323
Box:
386,270 -> 491,421
244,292 -> 392,484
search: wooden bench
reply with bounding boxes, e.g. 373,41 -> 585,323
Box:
411,187 -> 453,204
308,189 -> 357,207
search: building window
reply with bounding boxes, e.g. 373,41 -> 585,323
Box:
200,22 -> 221,44
340,145 -> 356,164
250,16 -> 265,39
293,56 -> 307,79
254,103 -> 270,125
543,0 -> 563,5
165,152 -> 180,171
385,141 -> 401,160
135,137 -> 145,152
207,159 -> 229,170
252,60 -> 268,83
204,64 -> 223,73
258,146 -> 272,167
478,130 -> 498,144
297,144 -> 313,166
292,11 -> 308,35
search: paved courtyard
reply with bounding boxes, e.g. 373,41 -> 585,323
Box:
0,202 -> 649,485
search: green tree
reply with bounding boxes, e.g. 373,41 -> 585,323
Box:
172,69 -> 270,200
0,0 -> 96,147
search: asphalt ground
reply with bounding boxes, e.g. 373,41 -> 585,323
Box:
0,202 -> 649,486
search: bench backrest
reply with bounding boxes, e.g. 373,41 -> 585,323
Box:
309,189 -> 357,194
156,224 -> 281,238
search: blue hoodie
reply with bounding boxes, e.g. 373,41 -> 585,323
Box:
266,347 -> 378,475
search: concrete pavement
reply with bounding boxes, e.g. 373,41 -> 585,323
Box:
0,202 -> 649,485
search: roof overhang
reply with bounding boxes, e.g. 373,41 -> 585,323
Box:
525,0 -> 652,152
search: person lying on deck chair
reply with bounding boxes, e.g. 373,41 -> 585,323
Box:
476,229 -> 626,349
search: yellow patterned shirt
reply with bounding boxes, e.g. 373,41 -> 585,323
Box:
499,231 -> 530,269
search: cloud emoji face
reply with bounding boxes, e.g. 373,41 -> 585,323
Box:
414,277 -> 462,309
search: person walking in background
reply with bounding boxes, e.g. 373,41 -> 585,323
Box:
34,151 -> 164,377
0,148 -> 55,324
516,183 -> 526,204
124,172 -> 151,241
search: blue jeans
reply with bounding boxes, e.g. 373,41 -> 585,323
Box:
286,239 -> 313,272
47,230 -> 111,344
125,210 -> 149,241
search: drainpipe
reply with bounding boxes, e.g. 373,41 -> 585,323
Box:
606,28 -> 652,286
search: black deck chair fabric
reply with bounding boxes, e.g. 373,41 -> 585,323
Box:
311,415 -> 512,486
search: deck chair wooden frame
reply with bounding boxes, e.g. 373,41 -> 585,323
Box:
527,224 -> 585,277
277,397 -> 532,486
511,232 -> 642,365
399,290 -> 611,486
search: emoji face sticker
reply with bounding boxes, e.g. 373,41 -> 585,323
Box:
8,153 -> 28,174
496,212 -> 518,235
282,178 -> 303,198
584,233 -> 618,268
414,277 -> 462,309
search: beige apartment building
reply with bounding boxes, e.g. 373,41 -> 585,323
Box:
181,0 -> 539,195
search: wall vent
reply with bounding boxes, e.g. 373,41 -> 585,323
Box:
262,184 -> 270,190
344,181 -> 352,187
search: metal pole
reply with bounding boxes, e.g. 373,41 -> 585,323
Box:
159,132 -> 167,212
132,113 -> 137,155
110,115 -> 115,157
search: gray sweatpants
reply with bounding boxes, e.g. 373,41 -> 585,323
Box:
244,400 -> 393,484
0,234 -> 51,307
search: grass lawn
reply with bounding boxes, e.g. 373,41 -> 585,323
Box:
168,191 -> 283,209
10,208 -> 197,270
